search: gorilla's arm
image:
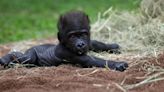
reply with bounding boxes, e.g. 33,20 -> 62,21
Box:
90,40 -> 121,54
66,54 -> 128,72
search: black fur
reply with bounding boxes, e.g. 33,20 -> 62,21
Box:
0,11 -> 128,72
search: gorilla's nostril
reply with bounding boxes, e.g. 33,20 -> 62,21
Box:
77,42 -> 85,48
78,43 -> 83,47
81,43 -> 85,46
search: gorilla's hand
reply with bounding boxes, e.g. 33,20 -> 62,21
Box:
113,62 -> 128,72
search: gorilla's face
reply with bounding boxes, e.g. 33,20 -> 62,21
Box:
57,11 -> 91,55
65,29 -> 90,55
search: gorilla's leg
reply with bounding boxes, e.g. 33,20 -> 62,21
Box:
90,40 -> 121,54
0,50 -> 37,67
0,52 -> 23,66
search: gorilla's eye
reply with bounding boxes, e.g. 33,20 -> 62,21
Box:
81,33 -> 87,37
81,32 -> 89,37
68,33 -> 76,39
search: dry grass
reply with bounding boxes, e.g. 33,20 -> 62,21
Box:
90,1 -> 164,90
91,7 -> 164,58
140,0 -> 164,22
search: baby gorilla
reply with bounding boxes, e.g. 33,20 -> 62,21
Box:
0,11 -> 128,72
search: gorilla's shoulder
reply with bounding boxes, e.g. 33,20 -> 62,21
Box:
38,44 -> 56,47
26,44 -> 56,53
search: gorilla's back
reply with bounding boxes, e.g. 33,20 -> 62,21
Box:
25,44 -> 56,54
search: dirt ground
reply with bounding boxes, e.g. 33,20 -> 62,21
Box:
0,39 -> 164,92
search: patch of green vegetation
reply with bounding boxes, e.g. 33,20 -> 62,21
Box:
0,0 -> 141,43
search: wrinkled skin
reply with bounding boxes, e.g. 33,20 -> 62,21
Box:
0,11 -> 128,72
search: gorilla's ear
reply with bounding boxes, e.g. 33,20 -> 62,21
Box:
86,15 -> 90,24
85,15 -> 91,30
57,15 -> 65,32
57,32 -> 61,42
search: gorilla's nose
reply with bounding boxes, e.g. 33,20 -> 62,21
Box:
76,41 -> 86,49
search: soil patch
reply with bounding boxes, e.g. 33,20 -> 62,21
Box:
0,40 -> 164,92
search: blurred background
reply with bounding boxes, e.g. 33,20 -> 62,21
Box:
1,1 -> 164,92
0,0 -> 141,43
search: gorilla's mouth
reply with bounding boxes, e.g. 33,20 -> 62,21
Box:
77,51 -> 83,55
76,48 -> 88,55
69,45 -> 89,55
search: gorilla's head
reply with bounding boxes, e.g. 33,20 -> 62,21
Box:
57,11 -> 91,55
